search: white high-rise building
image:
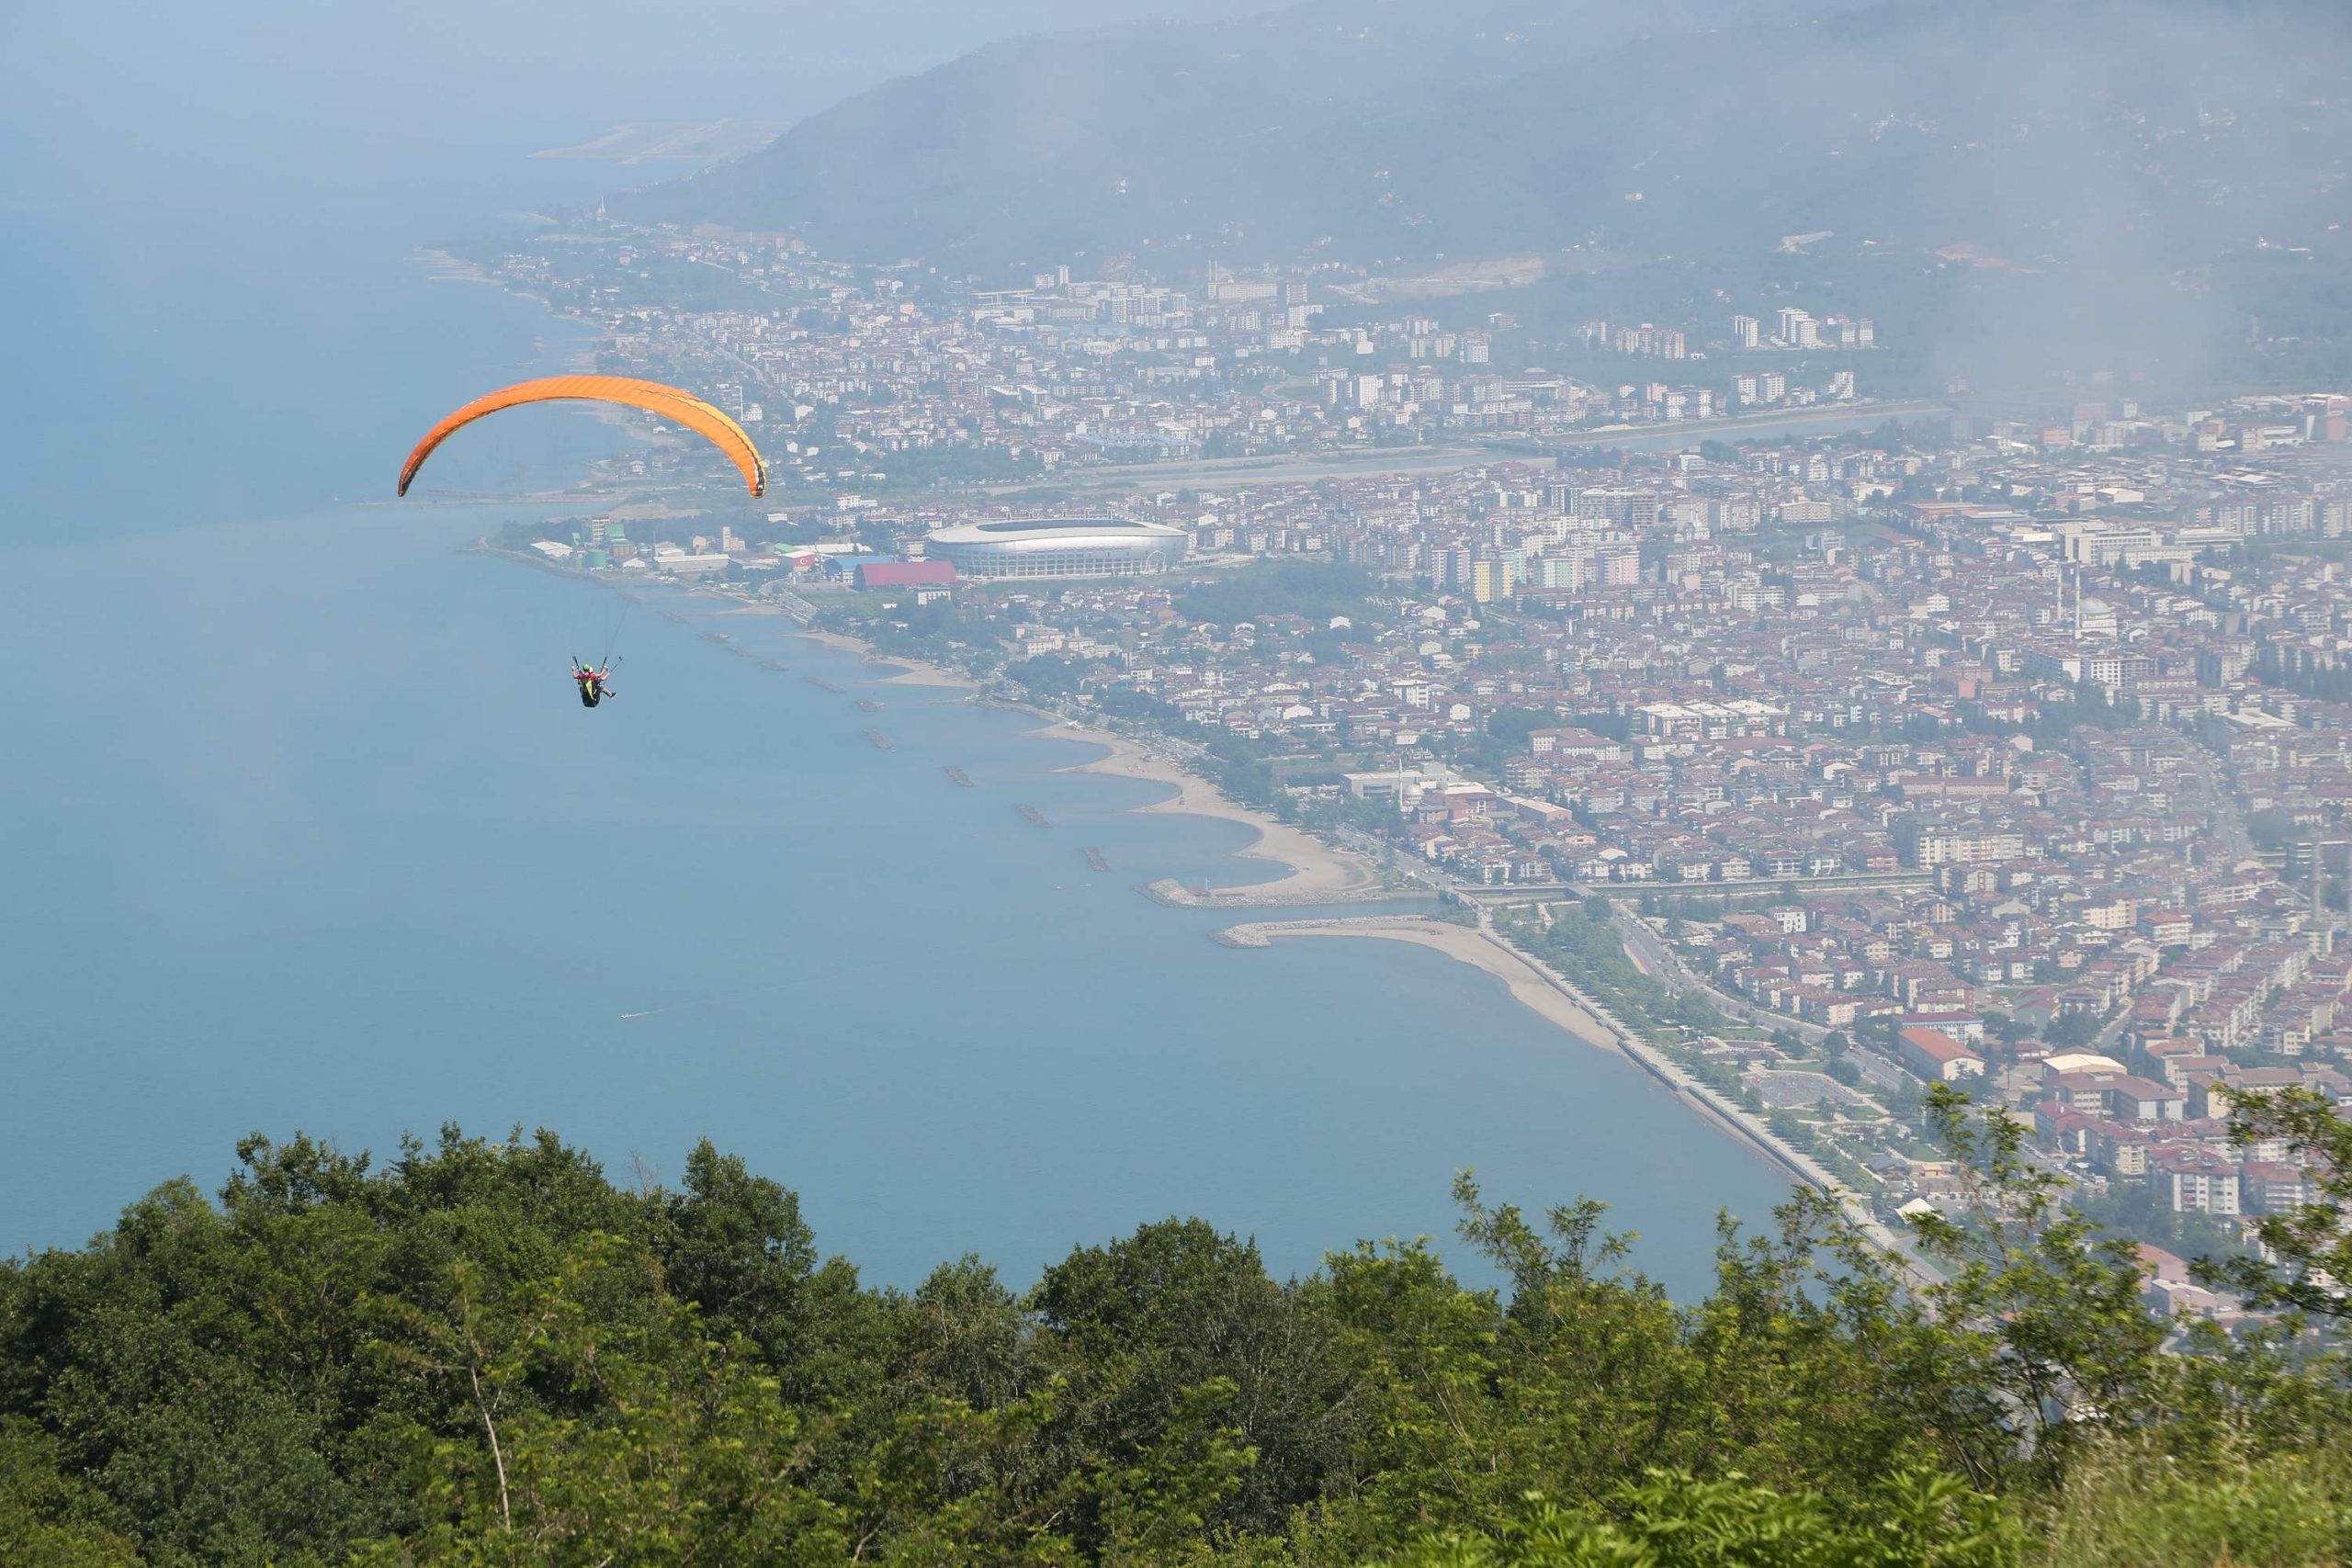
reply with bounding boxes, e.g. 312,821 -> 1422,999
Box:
1775,307 -> 1816,347
1731,314 -> 1760,349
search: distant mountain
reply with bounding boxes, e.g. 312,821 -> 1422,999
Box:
612,0 -> 1863,265
618,0 -> 2352,282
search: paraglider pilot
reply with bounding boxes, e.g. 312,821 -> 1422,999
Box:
571,658 -> 615,708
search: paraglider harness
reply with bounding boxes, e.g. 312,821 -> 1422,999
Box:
571,657 -> 616,708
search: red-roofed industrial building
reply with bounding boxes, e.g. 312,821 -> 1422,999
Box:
854,560 -> 957,591
1895,1025 -> 1987,1082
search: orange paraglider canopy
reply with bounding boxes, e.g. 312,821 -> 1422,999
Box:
397,376 -> 766,498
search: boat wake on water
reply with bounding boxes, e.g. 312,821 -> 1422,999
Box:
619,999 -> 717,1021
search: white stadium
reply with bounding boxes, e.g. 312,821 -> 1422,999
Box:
922,516 -> 1189,580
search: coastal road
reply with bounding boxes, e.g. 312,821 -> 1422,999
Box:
980,444 -> 1510,494
1844,1043 -> 1909,1095
1332,826 -> 1458,894
1607,896 -> 2074,1188
1612,908 -> 1828,1043
1462,899 -> 1941,1289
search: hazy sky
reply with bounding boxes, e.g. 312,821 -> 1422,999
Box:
0,0 -> 1273,535
2,0 -> 1274,154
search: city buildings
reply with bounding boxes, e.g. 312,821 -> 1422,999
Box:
482,219 -> 2352,1296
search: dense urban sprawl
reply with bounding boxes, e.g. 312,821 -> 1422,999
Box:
465,221 -> 2352,1319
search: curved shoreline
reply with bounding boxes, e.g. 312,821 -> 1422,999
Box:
1046,728 -> 1385,902
1230,919 -> 1623,1054
512,559 -> 1885,1254
1222,912 -> 1928,1277
745,611 -> 1385,902
501,560 -> 1380,902
808,614 -> 1913,1265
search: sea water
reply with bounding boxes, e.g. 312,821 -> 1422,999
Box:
0,122 -> 1784,1302
0,509 -> 1785,1296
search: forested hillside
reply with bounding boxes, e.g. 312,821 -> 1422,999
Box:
5,1087 -> 2350,1567
616,0 -> 2352,279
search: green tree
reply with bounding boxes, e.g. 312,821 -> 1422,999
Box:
1,1111 -> 2346,1567
0,1419 -> 141,1568
357,1236 -> 845,1567
1386,1466 -> 2018,1568
1031,1219 -> 1358,1540
2194,1088 -> 2352,1322
656,1140 -> 885,1405
1903,1087 -> 2165,1481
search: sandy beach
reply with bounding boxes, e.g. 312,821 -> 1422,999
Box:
1049,725 -> 1384,901
730,603 -> 1378,898
867,657 -> 981,694
722,613 -> 982,694
1245,919 -> 1623,1053
744,609 -> 1376,898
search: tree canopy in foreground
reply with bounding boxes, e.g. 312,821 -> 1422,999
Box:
4,1086 -> 2349,1568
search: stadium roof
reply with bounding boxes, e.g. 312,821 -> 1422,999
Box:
928,516 -> 1187,544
